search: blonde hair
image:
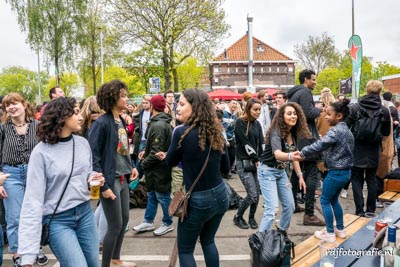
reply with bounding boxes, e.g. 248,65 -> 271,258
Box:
320,88 -> 336,108
366,80 -> 383,95
80,96 -> 103,130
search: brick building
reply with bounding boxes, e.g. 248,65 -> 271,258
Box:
209,34 -> 296,93
382,73 -> 400,94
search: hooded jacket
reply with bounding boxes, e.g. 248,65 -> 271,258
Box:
346,94 -> 391,168
287,84 -> 321,140
141,112 -> 173,192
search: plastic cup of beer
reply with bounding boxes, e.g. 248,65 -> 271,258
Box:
90,180 -> 101,200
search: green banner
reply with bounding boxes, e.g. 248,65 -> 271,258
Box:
348,35 -> 362,98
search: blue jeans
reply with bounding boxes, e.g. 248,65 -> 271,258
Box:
178,182 -> 229,267
258,164 -> 295,232
137,140 -> 147,179
321,169 -> 351,233
144,191 -> 173,226
2,164 -> 27,253
43,201 -> 98,267
0,224 -> 3,266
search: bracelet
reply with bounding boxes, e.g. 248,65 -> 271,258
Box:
296,172 -> 303,177
288,152 -> 291,161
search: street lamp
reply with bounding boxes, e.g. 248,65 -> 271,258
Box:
100,27 -> 104,85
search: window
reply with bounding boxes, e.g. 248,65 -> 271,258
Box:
277,67 -> 280,72
213,66 -> 220,73
288,67 -> 293,72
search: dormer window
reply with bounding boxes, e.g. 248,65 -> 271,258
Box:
256,43 -> 265,52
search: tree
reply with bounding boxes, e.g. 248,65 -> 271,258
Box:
0,66 -> 48,103
176,57 -> 204,90
315,68 -> 343,96
123,46 -> 165,94
294,32 -> 340,74
109,0 -> 229,92
46,72 -> 80,99
6,0 -> 88,78
372,62 -> 400,80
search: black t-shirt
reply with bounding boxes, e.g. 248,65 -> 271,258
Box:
259,130 -> 296,168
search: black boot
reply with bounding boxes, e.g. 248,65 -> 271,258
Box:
294,204 -> 305,213
248,217 -> 258,229
233,215 -> 249,229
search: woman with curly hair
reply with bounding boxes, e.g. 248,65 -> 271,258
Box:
0,93 -> 49,267
163,88 -> 230,267
88,80 -> 138,267
18,97 -> 105,267
233,98 -> 264,230
258,102 -> 310,232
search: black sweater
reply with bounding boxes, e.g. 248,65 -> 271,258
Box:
166,125 -> 230,192
234,118 -> 264,162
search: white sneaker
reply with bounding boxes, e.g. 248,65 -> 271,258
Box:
334,227 -> 347,239
376,201 -> 384,208
153,224 -> 174,236
314,230 -> 336,242
340,189 -> 348,199
133,222 -> 155,232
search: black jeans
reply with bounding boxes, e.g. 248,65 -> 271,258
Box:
302,161 -> 318,216
100,178 -> 130,267
236,161 -> 259,219
351,166 -> 377,215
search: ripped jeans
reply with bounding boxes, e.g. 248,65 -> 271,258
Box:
258,164 -> 295,232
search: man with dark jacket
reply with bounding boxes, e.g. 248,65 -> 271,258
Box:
346,80 -> 391,216
287,69 -> 325,226
133,94 -> 174,236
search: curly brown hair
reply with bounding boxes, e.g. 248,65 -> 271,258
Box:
178,89 -> 225,152
265,102 -> 311,143
97,80 -> 128,112
37,97 -> 78,144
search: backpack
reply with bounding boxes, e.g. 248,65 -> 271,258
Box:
129,181 -> 148,209
352,105 -> 383,143
248,229 -> 294,267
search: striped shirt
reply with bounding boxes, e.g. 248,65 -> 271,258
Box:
0,119 -> 38,168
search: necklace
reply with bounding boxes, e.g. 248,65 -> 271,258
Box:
12,123 -> 26,128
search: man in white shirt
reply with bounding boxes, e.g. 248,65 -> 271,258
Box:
257,90 -> 271,137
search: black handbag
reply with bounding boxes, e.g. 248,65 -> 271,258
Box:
249,229 -> 294,267
41,137 -> 75,246
242,159 -> 256,172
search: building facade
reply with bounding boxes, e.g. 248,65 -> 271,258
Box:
209,34 -> 296,93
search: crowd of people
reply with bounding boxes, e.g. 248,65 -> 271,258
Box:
0,68 -> 397,266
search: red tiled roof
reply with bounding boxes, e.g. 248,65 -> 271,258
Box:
213,34 -> 292,61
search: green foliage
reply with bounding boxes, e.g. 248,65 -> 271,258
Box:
176,57 -> 204,90
373,62 -> 400,80
294,32 -> 340,74
6,0 -> 88,73
110,0 -> 229,91
0,66 -> 48,103
315,68 -> 343,96
46,72 -> 80,99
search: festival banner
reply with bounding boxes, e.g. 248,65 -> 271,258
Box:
348,35 -> 362,98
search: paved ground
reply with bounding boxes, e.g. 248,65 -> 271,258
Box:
2,167 -> 392,266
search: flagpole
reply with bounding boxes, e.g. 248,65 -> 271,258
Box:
351,0 -> 356,100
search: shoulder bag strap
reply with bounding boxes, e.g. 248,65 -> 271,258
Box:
47,137 -> 75,224
185,139 -> 213,198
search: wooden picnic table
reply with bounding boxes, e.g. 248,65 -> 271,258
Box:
311,198 -> 400,267
378,190 -> 400,202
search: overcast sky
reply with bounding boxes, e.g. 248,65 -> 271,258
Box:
1,0 -> 400,73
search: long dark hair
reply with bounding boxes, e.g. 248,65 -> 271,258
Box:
265,102 -> 311,143
178,89 -> 225,152
240,98 -> 261,122
37,97 -> 77,144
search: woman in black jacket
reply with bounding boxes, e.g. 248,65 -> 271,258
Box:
89,80 -> 138,267
233,98 -> 264,229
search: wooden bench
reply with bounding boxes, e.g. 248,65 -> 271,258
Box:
378,191 -> 400,202
291,214 -> 369,267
